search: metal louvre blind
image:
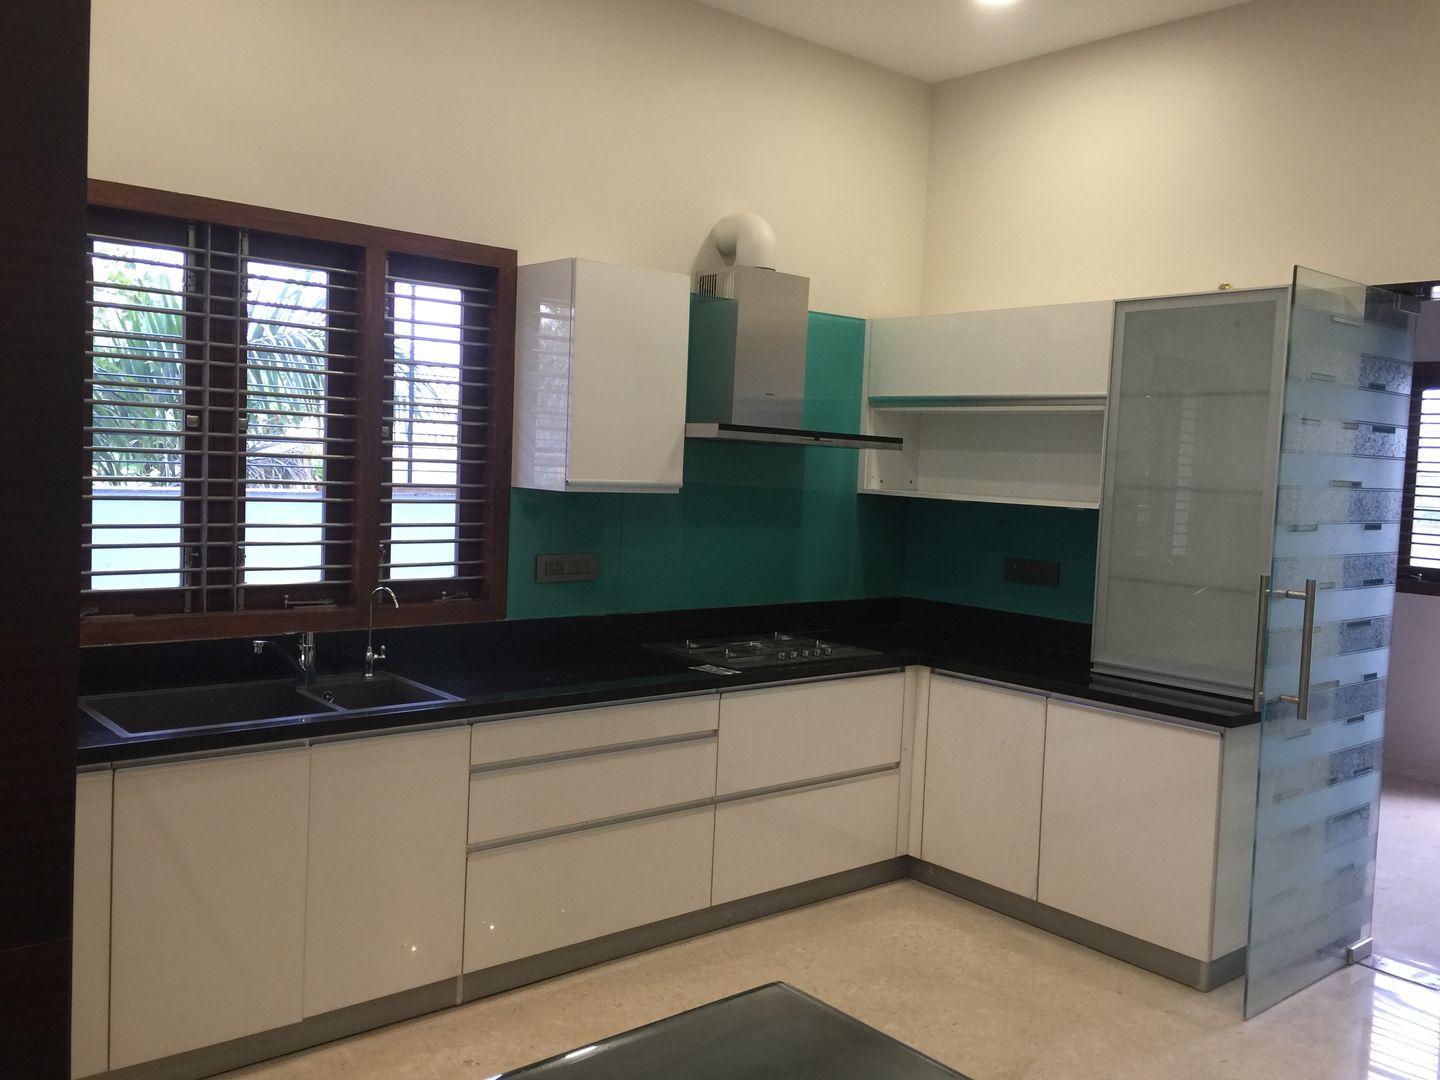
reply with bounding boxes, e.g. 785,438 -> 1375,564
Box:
381,254 -> 496,596
1404,376 -> 1440,569
84,220 -> 359,613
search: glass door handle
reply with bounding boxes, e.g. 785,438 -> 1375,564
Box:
1274,578 -> 1319,719
1253,574 -> 1271,710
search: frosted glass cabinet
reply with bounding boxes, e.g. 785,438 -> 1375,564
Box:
1092,289 -> 1290,698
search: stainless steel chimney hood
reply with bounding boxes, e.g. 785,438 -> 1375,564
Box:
685,262 -> 902,452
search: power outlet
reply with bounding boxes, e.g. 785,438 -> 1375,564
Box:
535,553 -> 599,583
1003,556 -> 1060,587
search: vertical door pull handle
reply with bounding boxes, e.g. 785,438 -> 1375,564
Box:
1276,578 -> 1319,719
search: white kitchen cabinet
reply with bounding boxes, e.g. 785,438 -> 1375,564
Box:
861,301 -> 1112,509
921,677 -> 1046,898
71,770 -> 111,1080
109,748 -> 309,1069
464,806 -> 715,970
513,257 -> 690,493
712,771 -> 900,904
1037,701 -> 1223,959
303,727 -> 470,1017
716,672 -> 904,794
470,694 -> 717,766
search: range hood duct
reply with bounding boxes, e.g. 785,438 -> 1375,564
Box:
686,215 -> 901,453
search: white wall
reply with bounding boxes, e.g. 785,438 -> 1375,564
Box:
923,0 -> 1440,312
88,0 -> 931,318
1386,593 -> 1440,784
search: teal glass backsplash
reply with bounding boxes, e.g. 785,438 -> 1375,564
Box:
507,309 -> 1099,624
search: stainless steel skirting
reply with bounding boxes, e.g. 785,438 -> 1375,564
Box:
909,859 -> 1247,992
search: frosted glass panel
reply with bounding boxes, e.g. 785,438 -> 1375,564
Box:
1244,267 -> 1413,1018
1093,290 -> 1288,696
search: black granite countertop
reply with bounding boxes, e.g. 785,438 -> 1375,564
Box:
76,599 -> 1259,766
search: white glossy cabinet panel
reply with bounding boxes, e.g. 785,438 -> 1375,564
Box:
712,771 -> 900,904
304,727 -> 470,1017
921,678 -> 1046,898
464,807 -> 714,971
513,258 -> 690,493
868,301 -> 1113,400
1038,702 -> 1222,959
469,736 -> 716,844
110,749 -> 309,1068
72,770 -> 112,1079
716,673 -> 904,794
471,695 -> 717,766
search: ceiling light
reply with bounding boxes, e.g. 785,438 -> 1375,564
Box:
975,0 -> 1020,6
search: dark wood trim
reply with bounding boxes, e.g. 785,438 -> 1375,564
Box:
486,259 -> 516,619
1397,360 -> 1440,595
89,180 -> 517,275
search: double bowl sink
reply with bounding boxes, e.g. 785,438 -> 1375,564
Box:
81,672 -> 460,740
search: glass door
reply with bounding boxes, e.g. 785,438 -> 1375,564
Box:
1245,267 -> 1415,1017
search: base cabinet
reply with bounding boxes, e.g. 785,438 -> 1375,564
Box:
1037,701 -> 1223,959
712,771 -> 900,905
71,771 -> 112,1080
920,677 -> 1046,898
464,807 -> 715,970
109,748 -> 310,1068
304,728 -> 470,1017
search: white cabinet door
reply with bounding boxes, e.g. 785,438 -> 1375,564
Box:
470,694 -> 717,766
110,748 -> 309,1068
304,727 -> 470,1017
464,807 -> 714,971
513,258 -> 690,493
712,771 -> 900,904
72,770 -> 111,1080
717,673 -> 904,794
868,301 -> 1113,400
920,678 -> 1046,898
1037,702 -> 1222,959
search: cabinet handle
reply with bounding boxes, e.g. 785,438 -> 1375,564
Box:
1275,578 -> 1319,720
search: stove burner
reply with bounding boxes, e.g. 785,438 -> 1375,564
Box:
648,632 -> 878,670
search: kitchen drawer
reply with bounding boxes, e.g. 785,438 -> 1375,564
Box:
712,770 -> 900,904
471,695 -> 718,766
468,735 -> 717,844
464,806 -> 714,971
717,673 -> 903,794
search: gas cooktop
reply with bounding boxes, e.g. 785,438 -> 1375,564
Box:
648,632 -> 881,672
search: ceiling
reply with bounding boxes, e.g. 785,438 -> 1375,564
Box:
695,0 -> 1256,83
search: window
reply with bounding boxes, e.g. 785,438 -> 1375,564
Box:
1399,360 -> 1440,592
82,183 -> 514,644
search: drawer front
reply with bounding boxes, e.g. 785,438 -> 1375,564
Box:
711,770 -> 900,905
471,695 -> 718,766
468,736 -> 717,844
464,807 -> 714,971
717,673 -> 903,794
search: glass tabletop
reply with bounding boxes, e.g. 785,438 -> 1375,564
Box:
493,982 -> 971,1079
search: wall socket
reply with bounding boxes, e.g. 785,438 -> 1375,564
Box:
535,553 -> 599,583
1003,556 -> 1060,587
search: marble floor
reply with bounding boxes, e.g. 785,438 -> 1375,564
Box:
226,877 -> 1440,1080
1374,774 -> 1440,979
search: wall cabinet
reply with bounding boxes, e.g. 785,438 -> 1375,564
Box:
920,677 -> 1046,899
513,257 -> 690,493
861,301 -> 1112,509
303,727 -> 470,1017
71,771 -> 112,1080
109,748 -> 310,1068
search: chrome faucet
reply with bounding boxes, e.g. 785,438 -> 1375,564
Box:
365,586 -> 399,678
253,631 -> 317,686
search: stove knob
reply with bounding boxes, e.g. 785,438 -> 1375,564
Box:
819,645 -> 832,656
800,649 -> 812,658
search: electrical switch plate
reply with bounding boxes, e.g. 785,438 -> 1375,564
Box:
535,553 -> 599,583
1003,557 -> 1060,587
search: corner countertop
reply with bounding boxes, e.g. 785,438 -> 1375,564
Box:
76,615 -> 1259,767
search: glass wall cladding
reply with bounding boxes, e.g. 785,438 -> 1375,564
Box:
1245,269 -> 1414,1018
242,261 -> 333,586
1092,290 -> 1286,695
87,240 -> 188,590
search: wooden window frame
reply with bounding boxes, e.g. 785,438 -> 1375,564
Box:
81,181 -> 515,645
1398,360 -> 1440,597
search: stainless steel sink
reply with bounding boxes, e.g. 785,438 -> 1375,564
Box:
81,672 -> 459,739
